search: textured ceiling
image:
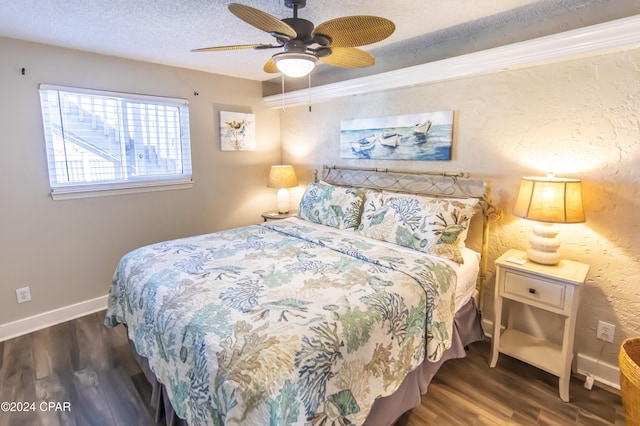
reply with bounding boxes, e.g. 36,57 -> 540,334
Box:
1,0 -> 639,82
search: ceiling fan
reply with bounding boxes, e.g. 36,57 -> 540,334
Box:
192,0 -> 396,78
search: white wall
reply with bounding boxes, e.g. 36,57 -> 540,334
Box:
0,37 -> 281,328
279,48 -> 640,380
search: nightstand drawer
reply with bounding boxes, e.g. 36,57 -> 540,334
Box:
503,271 -> 566,310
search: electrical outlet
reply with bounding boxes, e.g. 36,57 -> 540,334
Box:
16,286 -> 31,303
16,287 -> 31,303
596,320 -> 615,343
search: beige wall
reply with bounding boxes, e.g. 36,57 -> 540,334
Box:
0,37 -> 281,325
280,49 -> 640,371
2,34 -> 637,378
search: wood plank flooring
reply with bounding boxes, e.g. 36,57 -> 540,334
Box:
396,342 -> 625,426
0,311 -> 626,426
0,311 -> 157,426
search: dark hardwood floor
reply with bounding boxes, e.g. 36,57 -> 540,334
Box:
0,311 -> 157,426
0,311 -> 625,426
396,343 -> 626,426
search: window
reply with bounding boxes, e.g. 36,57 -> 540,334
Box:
39,84 -> 192,200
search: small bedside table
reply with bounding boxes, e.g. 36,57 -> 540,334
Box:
261,210 -> 297,221
490,249 -> 590,402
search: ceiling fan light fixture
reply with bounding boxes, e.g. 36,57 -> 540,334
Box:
194,2 -> 396,77
274,52 -> 317,78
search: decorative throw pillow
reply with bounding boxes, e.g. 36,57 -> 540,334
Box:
357,192 -> 478,263
298,183 -> 366,229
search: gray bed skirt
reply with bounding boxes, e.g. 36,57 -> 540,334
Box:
127,298 -> 484,426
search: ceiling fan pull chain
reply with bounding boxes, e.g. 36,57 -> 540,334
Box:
308,72 -> 312,112
281,74 -> 285,112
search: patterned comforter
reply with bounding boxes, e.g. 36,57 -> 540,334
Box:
104,219 -> 457,425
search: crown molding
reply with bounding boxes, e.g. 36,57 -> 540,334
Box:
263,14 -> 640,109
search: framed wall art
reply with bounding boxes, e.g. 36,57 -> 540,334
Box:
219,111 -> 256,151
339,111 -> 454,160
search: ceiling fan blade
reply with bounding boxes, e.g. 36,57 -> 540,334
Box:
320,47 -> 375,68
192,44 -> 273,52
314,16 -> 395,47
263,58 -> 279,74
229,3 -> 297,39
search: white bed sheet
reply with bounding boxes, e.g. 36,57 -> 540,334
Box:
279,217 -> 480,312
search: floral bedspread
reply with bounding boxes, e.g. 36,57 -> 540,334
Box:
104,219 -> 457,425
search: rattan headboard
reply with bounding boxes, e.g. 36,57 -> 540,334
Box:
315,165 -> 502,314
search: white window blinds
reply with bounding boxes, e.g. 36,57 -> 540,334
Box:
39,84 -> 193,199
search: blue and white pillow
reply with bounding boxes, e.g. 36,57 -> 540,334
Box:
298,183 -> 365,229
357,191 -> 478,263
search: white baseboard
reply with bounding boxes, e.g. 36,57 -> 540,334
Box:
481,318 -> 620,390
0,295 -> 108,342
576,352 -> 620,389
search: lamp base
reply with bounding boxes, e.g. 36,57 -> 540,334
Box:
527,223 -> 562,265
276,188 -> 290,214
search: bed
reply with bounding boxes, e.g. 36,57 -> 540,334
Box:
104,165 -> 501,426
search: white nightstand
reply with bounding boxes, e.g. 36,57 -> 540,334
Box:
490,249 -> 590,402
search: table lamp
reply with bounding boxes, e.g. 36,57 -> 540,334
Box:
513,174 -> 585,265
267,165 -> 298,214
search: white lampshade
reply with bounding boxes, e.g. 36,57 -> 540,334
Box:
273,52 -> 317,78
513,175 -> 585,265
267,165 -> 298,214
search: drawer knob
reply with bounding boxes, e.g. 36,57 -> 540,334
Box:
528,288 -> 537,294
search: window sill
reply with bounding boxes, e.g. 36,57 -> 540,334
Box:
50,179 -> 194,201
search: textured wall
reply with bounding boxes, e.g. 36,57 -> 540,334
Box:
279,49 -> 640,370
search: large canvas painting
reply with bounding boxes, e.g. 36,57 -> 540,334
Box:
219,111 -> 256,151
340,111 -> 454,160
